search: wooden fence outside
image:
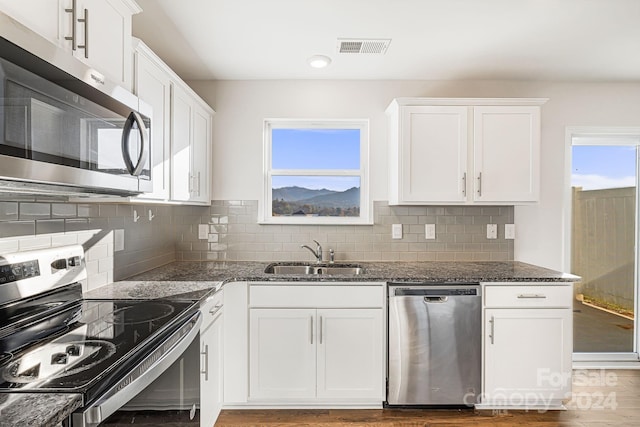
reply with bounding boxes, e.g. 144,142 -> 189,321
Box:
572,186 -> 636,312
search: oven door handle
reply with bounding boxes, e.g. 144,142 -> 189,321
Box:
72,311 -> 202,427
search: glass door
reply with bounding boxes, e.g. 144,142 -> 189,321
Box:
569,131 -> 640,362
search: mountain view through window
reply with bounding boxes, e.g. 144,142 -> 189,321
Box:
271,128 -> 361,217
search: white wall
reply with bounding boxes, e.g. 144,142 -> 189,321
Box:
188,79 -> 640,270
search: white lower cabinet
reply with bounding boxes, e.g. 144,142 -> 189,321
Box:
316,309 -> 384,400
249,308 -> 383,402
200,291 -> 224,426
249,308 -> 316,399
481,284 -> 573,409
247,283 -> 385,405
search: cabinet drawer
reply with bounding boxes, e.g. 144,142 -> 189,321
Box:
484,284 -> 573,308
249,284 -> 384,308
201,288 -> 224,330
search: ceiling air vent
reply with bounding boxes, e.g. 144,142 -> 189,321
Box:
337,38 -> 391,54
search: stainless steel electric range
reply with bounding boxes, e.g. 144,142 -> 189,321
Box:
0,245 -> 202,426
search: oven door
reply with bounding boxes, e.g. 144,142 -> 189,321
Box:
70,311 -> 201,427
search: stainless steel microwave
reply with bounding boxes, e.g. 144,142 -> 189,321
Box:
0,11 -> 151,197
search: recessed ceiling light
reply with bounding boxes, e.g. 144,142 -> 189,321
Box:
307,55 -> 332,69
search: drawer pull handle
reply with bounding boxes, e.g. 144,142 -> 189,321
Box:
209,304 -> 223,317
517,294 -> 547,299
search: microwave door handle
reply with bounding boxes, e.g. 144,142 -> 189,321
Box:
121,111 -> 149,176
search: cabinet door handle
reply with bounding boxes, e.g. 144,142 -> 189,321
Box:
517,294 -> 547,299
197,171 -> 201,197
319,316 -> 323,344
77,7 -> 89,58
64,0 -> 77,50
477,172 -> 482,197
489,315 -> 495,344
462,172 -> 466,196
310,315 -> 314,344
200,344 -> 209,380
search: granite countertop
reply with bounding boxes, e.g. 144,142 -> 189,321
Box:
84,260 -> 579,301
65,260 -> 579,424
0,393 -> 82,427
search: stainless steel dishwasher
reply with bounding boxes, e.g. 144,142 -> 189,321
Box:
387,283 -> 481,406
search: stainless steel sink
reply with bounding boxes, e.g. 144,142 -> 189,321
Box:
264,264 -> 364,275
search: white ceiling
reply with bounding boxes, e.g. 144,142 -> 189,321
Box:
132,0 -> 640,82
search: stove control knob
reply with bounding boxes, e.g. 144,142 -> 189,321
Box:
66,345 -> 81,357
51,259 -> 68,270
51,352 -> 68,365
68,256 -> 82,267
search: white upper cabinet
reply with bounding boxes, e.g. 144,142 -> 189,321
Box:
191,102 -> 212,204
171,82 -> 212,204
387,98 -> 547,205
394,106 -> 468,203
0,0 -> 140,90
473,106 -> 541,203
79,0 -> 138,90
133,40 -> 171,201
131,39 -> 213,205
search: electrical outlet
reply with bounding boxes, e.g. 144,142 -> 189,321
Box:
425,224 -> 436,239
198,224 -> 209,240
505,224 -> 515,240
114,229 -> 125,252
487,224 -> 498,239
392,224 -> 403,239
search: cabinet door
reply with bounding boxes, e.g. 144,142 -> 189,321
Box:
201,312 -> 223,427
484,308 -> 572,406
134,50 -> 171,200
473,106 -> 540,202
398,106 -> 468,203
316,309 -> 384,400
171,83 -> 193,201
249,308 -> 316,400
190,103 -> 211,203
77,0 -> 133,89
0,0 -> 67,47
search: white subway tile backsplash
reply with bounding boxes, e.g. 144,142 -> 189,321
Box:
19,235 -> 52,250
0,239 -> 19,253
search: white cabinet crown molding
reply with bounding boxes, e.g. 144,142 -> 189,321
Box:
121,0 -> 143,14
132,37 -> 215,115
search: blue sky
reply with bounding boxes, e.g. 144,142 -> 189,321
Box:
272,128 -> 360,191
572,146 -> 636,190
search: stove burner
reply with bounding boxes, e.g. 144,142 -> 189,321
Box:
105,302 -> 175,325
2,340 -> 116,384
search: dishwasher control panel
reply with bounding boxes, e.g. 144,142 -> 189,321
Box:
390,284 -> 480,297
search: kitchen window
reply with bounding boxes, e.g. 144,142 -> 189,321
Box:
260,119 -> 371,224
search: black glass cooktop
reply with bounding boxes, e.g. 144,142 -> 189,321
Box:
0,298 -> 197,399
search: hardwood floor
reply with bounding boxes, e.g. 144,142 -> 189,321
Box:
215,370 -> 640,427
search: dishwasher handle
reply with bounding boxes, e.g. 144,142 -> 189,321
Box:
424,296 -> 448,303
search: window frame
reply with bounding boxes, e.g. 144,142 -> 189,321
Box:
260,118 -> 372,225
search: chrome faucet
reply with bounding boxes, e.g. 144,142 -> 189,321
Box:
301,240 -> 323,263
